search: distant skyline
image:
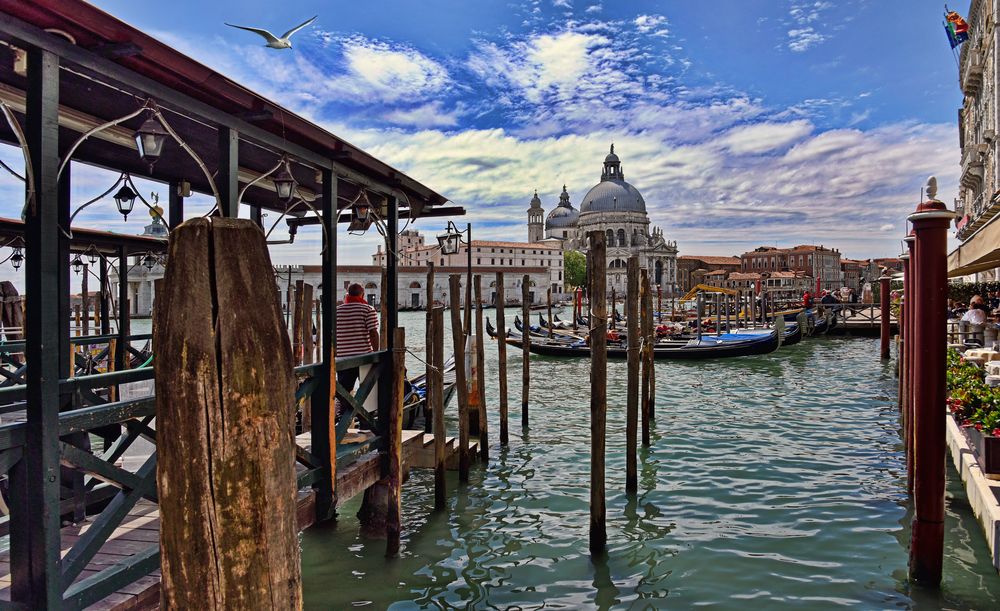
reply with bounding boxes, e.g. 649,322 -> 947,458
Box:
0,0 -> 967,283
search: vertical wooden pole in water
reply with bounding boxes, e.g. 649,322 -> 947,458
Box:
610,287 -> 616,331
573,288 -> 579,332
908,189 -> 952,586
156,218 -> 301,609
496,272 -> 510,445
81,264 -> 89,336
292,279 -> 304,365
387,327 -> 406,557
643,272 -> 656,422
432,306 -> 446,508
300,284 -> 314,432
640,270 -> 651,448
879,273 -> 891,360
522,275 -> 530,429
425,263 -> 435,434
474,275 -> 489,461
547,287 -> 553,339
449,275 -> 470,483
625,256 -> 640,494
588,231 -> 608,555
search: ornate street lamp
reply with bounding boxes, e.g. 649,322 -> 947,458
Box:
437,222 -> 463,255
142,252 -> 157,271
71,254 -> 84,275
272,162 -> 296,201
10,247 -> 23,271
437,221 -> 473,334
114,184 -> 138,220
134,114 -> 169,169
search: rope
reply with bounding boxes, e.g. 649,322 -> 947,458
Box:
404,347 -> 442,375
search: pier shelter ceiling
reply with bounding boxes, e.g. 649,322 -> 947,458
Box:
0,0 -> 459,221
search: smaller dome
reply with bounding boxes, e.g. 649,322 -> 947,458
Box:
605,143 -> 620,164
546,185 -> 579,230
528,189 -> 542,211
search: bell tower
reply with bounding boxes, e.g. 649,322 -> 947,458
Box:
527,190 -> 544,242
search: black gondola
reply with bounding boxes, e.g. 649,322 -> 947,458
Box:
505,328 -> 780,360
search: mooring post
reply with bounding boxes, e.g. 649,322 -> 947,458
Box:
156,218 -> 301,609
640,270 -> 651,447
449,274 -> 471,482
387,327 -> 406,557
907,179 -> 953,586
292,279 -> 304,365
300,283 -> 314,432
904,234 -> 915,493
899,247 -> 909,490
474,275 -> 489,461
880,273 -> 891,360
81,264 -> 89,336
496,273 -> 510,445
431,306 -> 446,508
425,263 -> 435,434
610,287 -> 616,331
625,257 -> 640,494
644,272 -> 656,421
547,287 -> 553,339
522,275 -> 530,429
587,232 -> 608,555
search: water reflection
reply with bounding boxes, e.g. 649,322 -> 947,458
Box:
299,313 -> 1000,609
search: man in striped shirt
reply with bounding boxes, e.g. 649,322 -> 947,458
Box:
336,283 -> 380,395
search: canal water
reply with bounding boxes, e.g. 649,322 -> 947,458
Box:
300,310 -> 1000,609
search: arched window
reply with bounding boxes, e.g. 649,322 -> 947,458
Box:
606,229 -> 614,245
408,281 -> 421,289
617,228 -> 626,247
364,281 -> 378,289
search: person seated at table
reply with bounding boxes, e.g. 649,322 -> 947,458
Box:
962,295 -> 989,325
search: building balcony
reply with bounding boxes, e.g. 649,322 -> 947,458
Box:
956,190 -> 1000,241
960,143 -> 987,189
962,48 -> 985,95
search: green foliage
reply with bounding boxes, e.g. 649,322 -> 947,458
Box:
949,281 -> 1000,304
564,250 -> 586,289
947,348 -> 1000,435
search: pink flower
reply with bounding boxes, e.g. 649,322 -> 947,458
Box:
992,428 -> 1000,437
975,423 -> 984,431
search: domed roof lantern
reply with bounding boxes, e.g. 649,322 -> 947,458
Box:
528,189 -> 542,210
602,143 -> 623,181
558,185 -> 572,206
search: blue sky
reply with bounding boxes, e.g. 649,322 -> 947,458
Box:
0,0 -> 968,282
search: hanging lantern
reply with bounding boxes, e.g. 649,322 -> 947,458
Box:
437,225 -> 461,255
114,184 -> 138,220
134,114 -> 169,168
347,193 -> 373,232
142,252 -> 157,271
71,254 -> 84,275
10,247 -> 23,271
87,248 -> 97,265
272,164 -> 296,201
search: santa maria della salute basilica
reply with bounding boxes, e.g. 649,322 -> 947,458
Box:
527,145 -> 678,294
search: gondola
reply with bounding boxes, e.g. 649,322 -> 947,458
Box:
510,327 -> 780,360
404,355 -> 458,428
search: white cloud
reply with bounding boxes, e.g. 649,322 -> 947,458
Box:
383,101 -> 462,128
330,36 -> 451,103
719,120 -> 813,154
585,3 -> 602,14
634,14 -> 669,37
788,27 -> 826,52
553,0 -> 573,8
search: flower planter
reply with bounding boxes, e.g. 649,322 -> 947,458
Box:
962,424 -> 1000,479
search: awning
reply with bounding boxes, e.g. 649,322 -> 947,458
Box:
948,214 -> 1000,277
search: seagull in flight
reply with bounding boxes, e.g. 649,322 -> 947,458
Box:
225,15 -> 317,49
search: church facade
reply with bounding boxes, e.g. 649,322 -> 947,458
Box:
527,145 -> 679,295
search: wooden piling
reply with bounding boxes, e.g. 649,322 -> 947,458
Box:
292,279 -> 304,365
496,272 -> 510,445
521,275 -> 530,429
625,256 -> 640,494
300,284 -> 315,432
449,275 -> 471,482
879,273 -> 891,360
610,287 -> 616,330
587,232 -> 608,555
474,275 -> 489,461
425,263 -> 435,434
81,263 -> 89,336
547,287 -> 553,339
387,327 -> 405,557
646,276 -> 656,420
431,306 -> 446,508
155,218 -> 301,609
640,270 -> 652,446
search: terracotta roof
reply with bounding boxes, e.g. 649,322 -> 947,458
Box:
677,255 -> 741,265
703,270 -> 728,276
728,272 -> 762,280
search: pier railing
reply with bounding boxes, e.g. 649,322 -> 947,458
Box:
0,336 -> 393,608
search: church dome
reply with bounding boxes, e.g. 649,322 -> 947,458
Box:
579,144 -> 646,214
546,185 -> 579,230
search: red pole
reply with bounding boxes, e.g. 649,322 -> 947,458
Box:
908,183 -> 954,586
904,234 -> 915,494
879,273 -> 891,360
657,285 -> 662,324
816,276 -> 821,295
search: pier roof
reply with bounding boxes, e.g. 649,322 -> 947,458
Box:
0,0 -> 458,219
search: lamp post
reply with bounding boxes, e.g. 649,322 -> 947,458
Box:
437,221 -> 473,336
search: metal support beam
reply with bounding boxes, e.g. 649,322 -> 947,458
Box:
58,163 -> 71,384
218,126 -> 239,218
168,180 -> 184,229
385,196 -> 399,344
116,246 -> 128,372
311,169 -> 336,521
250,205 -> 263,228
20,45 -> 62,609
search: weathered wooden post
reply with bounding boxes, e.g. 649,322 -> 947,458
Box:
300,283 -> 314,432
387,327 -> 406,557
610,287 -> 617,330
380,269 -> 388,350
625,256 -> 640,494
449,274 -> 470,482
904,234 -> 915,493
643,272 -> 656,422
908,178 -> 953,586
573,287 -> 579,331
425,263 -> 435,433
587,232 -> 608,555
474,275 -> 489,461
547,287 -> 553,339
81,263 -> 89,336
496,272 -> 510,445
521,275 -> 530,429
640,270 -> 652,447
879,272 -> 891,360
292,279 -> 304,364
431,306 -> 446,508
156,218 -> 301,609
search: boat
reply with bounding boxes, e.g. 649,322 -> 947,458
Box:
504,327 -> 781,360
403,355 -> 458,428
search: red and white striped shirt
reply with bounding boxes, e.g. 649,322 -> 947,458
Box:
336,302 -> 378,357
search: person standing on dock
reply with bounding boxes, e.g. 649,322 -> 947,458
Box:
336,283 -> 380,404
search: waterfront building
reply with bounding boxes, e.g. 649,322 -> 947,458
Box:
677,255 -> 742,292
531,145 -> 679,294
740,245 -> 843,290
841,258 -> 866,292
